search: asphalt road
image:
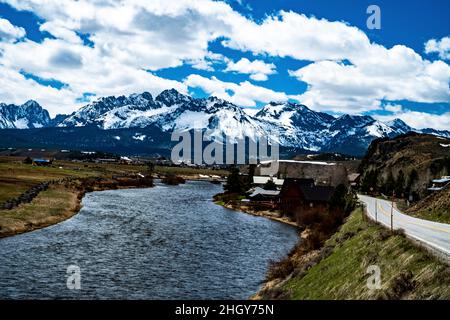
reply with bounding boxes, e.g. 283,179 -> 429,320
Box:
358,195 -> 450,256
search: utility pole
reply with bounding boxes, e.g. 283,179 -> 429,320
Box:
390,191 -> 395,232
361,202 -> 365,222
375,198 -> 378,222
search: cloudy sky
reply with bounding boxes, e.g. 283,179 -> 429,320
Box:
0,0 -> 449,129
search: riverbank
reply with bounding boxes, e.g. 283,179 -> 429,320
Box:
220,201 -> 298,227
254,208 -> 450,299
0,175 -> 155,238
0,174 -> 225,238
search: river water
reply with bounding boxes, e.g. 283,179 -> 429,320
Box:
0,181 -> 298,299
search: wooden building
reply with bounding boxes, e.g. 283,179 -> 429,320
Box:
280,178 -> 335,223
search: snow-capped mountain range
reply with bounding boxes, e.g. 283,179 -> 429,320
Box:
0,89 -> 449,155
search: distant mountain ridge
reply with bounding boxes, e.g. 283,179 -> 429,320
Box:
0,89 -> 449,156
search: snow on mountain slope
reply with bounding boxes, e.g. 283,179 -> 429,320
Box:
0,100 -> 51,129
55,89 -> 443,153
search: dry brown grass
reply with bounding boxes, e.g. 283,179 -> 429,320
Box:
0,184 -> 80,238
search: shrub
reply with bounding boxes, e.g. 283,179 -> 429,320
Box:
161,173 -> 185,185
383,270 -> 416,299
267,258 -> 295,281
23,156 -> 32,164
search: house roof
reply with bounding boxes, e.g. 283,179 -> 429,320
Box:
249,187 -> 280,198
281,178 -> 335,202
432,178 -> 450,184
253,176 -> 284,186
299,185 -> 335,202
259,160 -> 336,166
282,178 -> 315,188
427,187 -> 443,191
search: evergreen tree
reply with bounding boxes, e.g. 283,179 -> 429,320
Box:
395,170 -> 405,197
361,169 -> 378,193
248,164 -> 256,188
147,162 -> 155,174
385,171 -> 395,195
405,169 -> 418,194
224,167 -> 244,194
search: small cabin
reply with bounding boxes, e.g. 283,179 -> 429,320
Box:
120,156 -> 133,164
32,159 -> 52,166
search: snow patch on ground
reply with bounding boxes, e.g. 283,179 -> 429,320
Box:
133,134 -> 146,141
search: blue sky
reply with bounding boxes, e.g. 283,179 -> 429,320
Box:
0,0 -> 448,129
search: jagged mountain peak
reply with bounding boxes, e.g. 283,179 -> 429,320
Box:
156,88 -> 191,106
257,101 -> 309,115
22,100 -> 41,108
129,91 -> 153,102
331,114 -> 375,128
0,100 -> 50,129
386,118 -> 412,130
255,101 -> 335,134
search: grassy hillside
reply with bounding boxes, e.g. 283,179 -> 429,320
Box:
257,208 -> 450,300
405,187 -> 450,224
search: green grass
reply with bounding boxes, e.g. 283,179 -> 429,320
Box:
282,208 -> 450,299
412,209 -> 450,224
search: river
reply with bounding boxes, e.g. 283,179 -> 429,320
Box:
0,180 -> 298,299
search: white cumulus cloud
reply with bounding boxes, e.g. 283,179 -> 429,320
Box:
288,45 -> 450,113
0,17 -> 25,42
375,111 -> 450,131
225,58 -> 276,81
425,36 -> 450,60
